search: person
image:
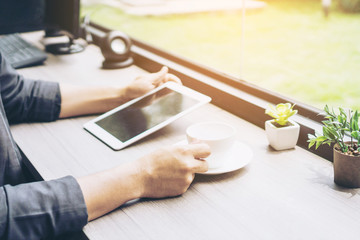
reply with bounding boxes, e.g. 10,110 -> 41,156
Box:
0,52 -> 210,240
322,0 -> 332,18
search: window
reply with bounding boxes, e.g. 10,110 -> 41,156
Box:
81,0 -> 360,161
82,0 -> 360,111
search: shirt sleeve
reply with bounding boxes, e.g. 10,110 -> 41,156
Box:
0,52 -> 61,124
0,176 -> 88,240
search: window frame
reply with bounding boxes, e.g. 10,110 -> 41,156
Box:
88,22 -> 333,161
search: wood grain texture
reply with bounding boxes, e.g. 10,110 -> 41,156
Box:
11,32 -> 360,240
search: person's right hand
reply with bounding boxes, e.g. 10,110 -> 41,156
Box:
77,143 -> 210,221
135,143 -> 210,198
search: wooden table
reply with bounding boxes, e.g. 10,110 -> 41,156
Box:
11,32 -> 360,240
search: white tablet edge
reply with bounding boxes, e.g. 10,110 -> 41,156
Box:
83,82 -> 211,150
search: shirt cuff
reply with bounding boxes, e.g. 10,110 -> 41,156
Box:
1,176 -> 88,240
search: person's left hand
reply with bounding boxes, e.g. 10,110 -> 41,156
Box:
124,66 -> 182,102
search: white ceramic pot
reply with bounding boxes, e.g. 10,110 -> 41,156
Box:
265,120 -> 300,150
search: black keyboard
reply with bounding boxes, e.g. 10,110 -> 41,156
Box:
0,33 -> 47,69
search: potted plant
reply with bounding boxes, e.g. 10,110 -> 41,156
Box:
308,105 -> 360,188
265,103 -> 299,150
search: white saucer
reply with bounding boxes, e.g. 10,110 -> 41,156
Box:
174,140 -> 253,175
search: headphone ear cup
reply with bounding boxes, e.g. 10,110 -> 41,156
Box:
99,31 -> 133,69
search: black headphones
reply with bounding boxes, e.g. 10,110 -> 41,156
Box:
99,31 -> 134,69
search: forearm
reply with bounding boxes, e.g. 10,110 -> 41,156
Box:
59,84 -> 130,118
76,162 -> 143,221
58,67 -> 180,118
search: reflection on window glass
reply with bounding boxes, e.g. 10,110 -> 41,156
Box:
82,0 -> 360,110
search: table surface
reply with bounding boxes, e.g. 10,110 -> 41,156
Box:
11,32 -> 360,240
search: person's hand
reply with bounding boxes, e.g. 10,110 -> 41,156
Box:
135,143 -> 210,198
124,66 -> 181,101
77,143 -> 209,221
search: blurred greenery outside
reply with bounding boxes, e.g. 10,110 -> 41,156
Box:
81,0 -> 360,111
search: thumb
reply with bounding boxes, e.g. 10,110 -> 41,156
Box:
151,66 -> 168,85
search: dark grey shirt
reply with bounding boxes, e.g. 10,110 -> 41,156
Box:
0,53 -> 88,239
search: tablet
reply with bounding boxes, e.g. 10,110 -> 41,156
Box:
83,82 -> 211,150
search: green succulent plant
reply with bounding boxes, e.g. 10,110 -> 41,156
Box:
265,103 -> 298,127
307,105 -> 360,154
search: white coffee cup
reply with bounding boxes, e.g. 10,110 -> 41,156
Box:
186,122 -> 236,169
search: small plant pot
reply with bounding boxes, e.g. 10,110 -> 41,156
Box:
265,120 -> 300,151
333,146 -> 360,188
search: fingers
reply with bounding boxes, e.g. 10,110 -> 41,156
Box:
180,143 -> 210,173
186,143 -> 211,159
151,67 -> 183,87
151,66 -> 168,86
190,159 -> 208,173
165,73 -> 182,85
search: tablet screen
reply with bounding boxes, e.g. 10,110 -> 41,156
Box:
94,88 -> 199,142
